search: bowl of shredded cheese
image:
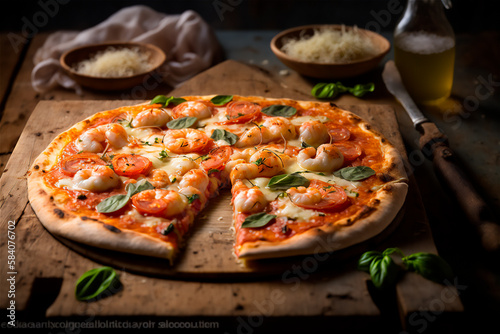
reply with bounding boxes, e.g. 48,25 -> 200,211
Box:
271,25 -> 390,79
60,42 -> 166,91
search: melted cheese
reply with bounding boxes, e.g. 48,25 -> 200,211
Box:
274,197 -> 319,221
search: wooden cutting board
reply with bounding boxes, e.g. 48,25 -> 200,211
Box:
0,60 -> 463,331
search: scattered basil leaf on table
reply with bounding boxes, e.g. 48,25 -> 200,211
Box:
242,212 -> 277,228
402,252 -> 454,284
357,250 -> 382,272
261,105 -> 297,117
150,95 -> 187,107
267,173 -> 310,190
369,254 -> 400,289
210,95 -> 233,106
311,83 -> 340,99
349,83 -> 376,97
167,116 -> 198,129
358,247 -> 454,289
334,166 -> 376,181
210,128 -> 239,145
97,180 -> 154,213
311,82 -> 375,99
75,267 -> 121,301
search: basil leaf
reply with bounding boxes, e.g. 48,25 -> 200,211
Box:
210,95 -> 233,106
97,180 -> 153,213
242,212 -> 277,228
357,251 -> 382,273
75,267 -> 120,301
311,83 -> 339,99
267,173 -> 310,190
210,128 -> 239,145
311,82 -> 375,99
261,105 -> 297,117
349,83 -> 375,97
150,95 -> 187,107
334,166 -> 376,181
370,255 -> 400,289
168,97 -> 187,106
96,194 -> 129,213
382,247 -> 404,257
126,179 -> 154,197
402,253 -> 454,284
167,116 -> 198,129
150,95 -> 168,106
335,81 -> 349,93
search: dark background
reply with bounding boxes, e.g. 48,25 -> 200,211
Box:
1,0 -> 498,33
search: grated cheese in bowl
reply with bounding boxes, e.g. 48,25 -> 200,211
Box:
281,25 -> 379,64
72,47 -> 153,78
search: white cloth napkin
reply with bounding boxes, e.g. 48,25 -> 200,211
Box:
32,5 -> 223,93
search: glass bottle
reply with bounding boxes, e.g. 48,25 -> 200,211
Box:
394,0 -> 455,105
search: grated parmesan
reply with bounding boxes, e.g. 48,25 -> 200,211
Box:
73,47 -> 152,78
281,26 -> 379,63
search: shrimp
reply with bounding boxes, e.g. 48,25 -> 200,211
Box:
178,186 -> 205,204
73,165 -> 120,192
264,117 -> 296,141
75,123 -> 129,153
171,101 -> 212,120
235,126 -> 272,148
131,189 -> 187,217
230,149 -> 284,182
179,169 -> 209,193
297,144 -> 344,172
163,129 -> 209,154
131,108 -> 171,128
169,156 -> 199,177
235,117 -> 297,148
146,169 -> 170,188
299,121 -> 330,148
232,180 -> 268,213
286,186 -> 323,207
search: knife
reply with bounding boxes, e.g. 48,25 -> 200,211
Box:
382,60 -> 500,253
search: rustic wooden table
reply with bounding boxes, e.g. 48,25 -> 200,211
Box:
0,30 -> 499,333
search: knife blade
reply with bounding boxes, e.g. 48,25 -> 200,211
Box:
382,60 -> 500,253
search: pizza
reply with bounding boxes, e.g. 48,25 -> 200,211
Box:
27,95 -> 408,263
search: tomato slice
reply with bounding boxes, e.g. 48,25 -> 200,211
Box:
111,154 -> 153,177
292,180 -> 348,211
61,153 -> 106,176
327,126 -> 351,142
200,146 -> 233,171
222,101 -> 261,124
131,189 -> 169,215
334,142 -> 363,161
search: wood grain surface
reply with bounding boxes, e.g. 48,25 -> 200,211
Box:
0,60 -> 464,332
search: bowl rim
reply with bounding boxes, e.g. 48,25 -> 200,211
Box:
270,24 -> 391,66
60,41 -> 167,80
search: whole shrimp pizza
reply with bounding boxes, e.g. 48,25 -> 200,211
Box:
27,95 -> 408,263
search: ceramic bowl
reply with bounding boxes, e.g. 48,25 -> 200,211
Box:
60,42 -> 166,91
270,25 -> 390,79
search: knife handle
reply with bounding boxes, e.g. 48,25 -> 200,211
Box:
418,122 -> 500,253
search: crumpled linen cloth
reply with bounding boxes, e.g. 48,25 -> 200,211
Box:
32,5 -> 223,93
